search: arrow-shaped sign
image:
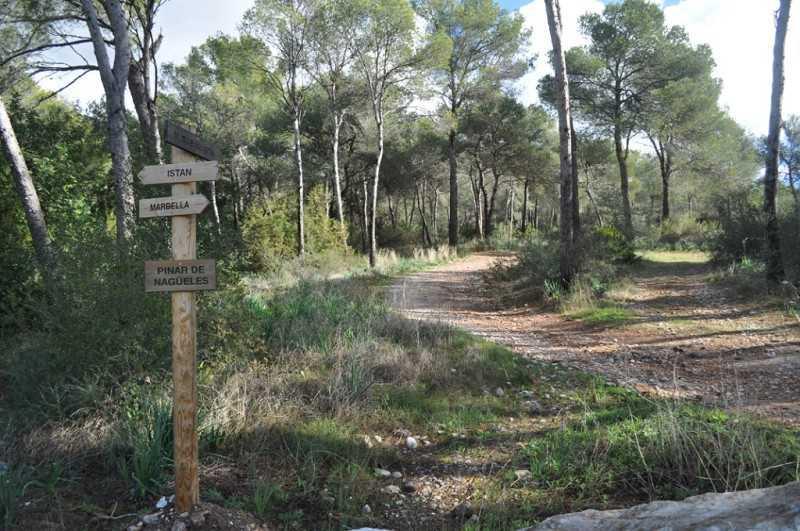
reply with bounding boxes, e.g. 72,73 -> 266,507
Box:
139,194 -> 209,219
139,161 -> 219,185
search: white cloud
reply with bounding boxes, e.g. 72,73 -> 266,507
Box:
513,0 -> 605,105
38,0 -> 253,106
512,0 -> 799,137
662,0 -> 799,137
38,0 -> 800,139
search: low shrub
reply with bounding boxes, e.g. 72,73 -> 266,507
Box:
524,389 -> 800,502
242,186 -> 347,272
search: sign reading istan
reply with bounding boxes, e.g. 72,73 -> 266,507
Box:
145,259 -> 216,292
139,194 -> 209,218
139,161 -> 219,185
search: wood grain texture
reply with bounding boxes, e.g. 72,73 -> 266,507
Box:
138,194 -> 209,218
170,146 -> 200,512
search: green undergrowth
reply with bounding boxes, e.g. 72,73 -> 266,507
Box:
4,252 -> 800,529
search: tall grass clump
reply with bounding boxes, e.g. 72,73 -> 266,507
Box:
524,386 -> 800,503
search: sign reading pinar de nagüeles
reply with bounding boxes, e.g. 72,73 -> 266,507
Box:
138,121 -> 218,513
144,259 -> 216,292
139,194 -> 209,218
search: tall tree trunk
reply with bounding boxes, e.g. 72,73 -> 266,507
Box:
0,98 -> 58,283
448,89 -> 459,246
128,53 -> 162,164
362,178 -> 369,254
82,0 -> 134,244
521,178 -> 529,233
292,106 -> 305,257
210,181 -> 221,234
764,0 -> 790,284
369,112 -> 383,267
570,115 -> 580,241
332,112 -> 346,243
614,122 -> 633,240
416,182 -> 432,247
545,0 -> 575,285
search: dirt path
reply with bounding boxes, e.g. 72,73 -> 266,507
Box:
390,252 -> 800,425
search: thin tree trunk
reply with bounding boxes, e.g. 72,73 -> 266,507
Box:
448,97 -> 459,246
614,120 -> 633,240
0,98 -> 58,282
416,182 -> 432,247
293,109 -> 305,256
210,181 -> 221,234
570,115 -> 580,241
128,51 -> 162,164
522,178 -> 529,233
369,112 -> 383,267
546,0 -> 575,284
764,0 -> 790,283
362,178 -> 369,254
82,0 -> 134,244
332,112 -> 346,243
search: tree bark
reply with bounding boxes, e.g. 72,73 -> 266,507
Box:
545,0 -> 575,285
614,121 -> 633,240
368,108 -> 383,267
293,106 -> 305,257
332,112 -> 346,243
570,115 -> 580,241
448,126 -> 459,246
82,0 -> 134,244
764,0 -> 790,284
0,98 -> 58,283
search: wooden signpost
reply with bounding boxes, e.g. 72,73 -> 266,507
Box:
140,121 -> 218,513
138,194 -> 209,218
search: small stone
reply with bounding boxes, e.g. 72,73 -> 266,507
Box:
178,512 -> 189,518
451,502 -> 474,519
518,390 -> 534,399
525,400 -> 544,414
127,524 -> 144,531
374,468 -> 392,479
363,435 -> 374,448
514,470 -> 532,481
171,521 -> 188,531
155,496 -> 169,509
189,510 -> 208,527
362,504 -> 372,514
321,494 -> 336,505
381,485 -> 401,495
391,471 -> 403,479
495,387 -> 505,397
405,436 -> 418,450
374,435 -> 383,443
142,513 -> 162,525
402,481 -> 417,493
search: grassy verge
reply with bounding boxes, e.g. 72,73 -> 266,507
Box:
2,249 -> 799,530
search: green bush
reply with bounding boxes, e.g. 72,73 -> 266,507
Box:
591,226 -> 637,263
243,186 -> 347,271
657,215 -> 716,250
525,394 -> 800,501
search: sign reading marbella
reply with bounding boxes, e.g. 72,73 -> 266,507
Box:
138,120 -> 219,513
138,194 -> 209,218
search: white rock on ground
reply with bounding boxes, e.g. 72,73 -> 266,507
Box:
520,482 -> 800,531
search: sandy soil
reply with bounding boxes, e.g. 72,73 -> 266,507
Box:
390,252 -> 800,425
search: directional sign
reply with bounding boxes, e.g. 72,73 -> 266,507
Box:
165,121 -> 218,161
139,161 -> 219,185
139,194 -> 209,219
145,259 -> 216,293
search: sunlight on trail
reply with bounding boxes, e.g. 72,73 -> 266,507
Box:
638,250 -> 711,263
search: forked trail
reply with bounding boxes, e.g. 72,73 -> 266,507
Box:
390,251 -> 800,425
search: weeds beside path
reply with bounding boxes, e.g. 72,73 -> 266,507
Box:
390,251 -> 800,426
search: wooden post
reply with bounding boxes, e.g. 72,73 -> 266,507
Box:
171,146 -> 199,512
